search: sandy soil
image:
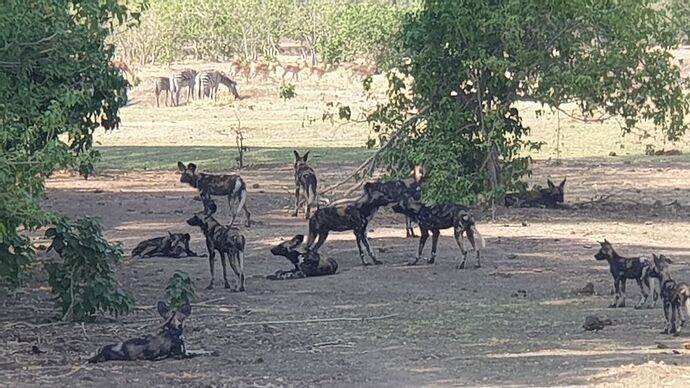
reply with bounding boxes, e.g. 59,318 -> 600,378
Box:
3,157 -> 690,387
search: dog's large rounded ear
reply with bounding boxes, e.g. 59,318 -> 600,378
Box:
187,163 -> 197,173
547,179 -> 556,189
183,233 -> 191,241
292,234 -> 305,246
179,304 -> 192,317
157,301 -> 171,318
603,239 -> 610,244
303,151 -> 309,161
177,161 -> 186,172
559,177 -> 567,187
293,150 -> 300,160
663,255 -> 673,264
207,201 -> 218,215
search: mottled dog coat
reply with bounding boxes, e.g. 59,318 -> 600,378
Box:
504,178 -> 566,208
178,161 -> 251,227
131,232 -> 200,259
268,234 -> 338,280
88,302 -> 191,362
187,202 -> 246,291
653,254 -> 690,335
594,240 -> 659,309
292,150 -> 318,219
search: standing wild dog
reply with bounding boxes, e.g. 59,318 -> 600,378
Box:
504,178 -> 566,208
186,202 -> 246,291
268,234 -> 338,280
177,161 -> 251,227
292,150 -> 318,219
653,254 -> 690,335
594,240 -> 659,309
393,194 -> 485,269
305,183 -> 396,265
88,302 -> 192,362
131,232 -> 201,259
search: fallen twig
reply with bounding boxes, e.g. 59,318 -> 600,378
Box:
224,313 -> 398,328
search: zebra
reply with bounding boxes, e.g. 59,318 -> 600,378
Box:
170,69 -> 197,106
196,70 -> 240,101
153,77 -> 171,107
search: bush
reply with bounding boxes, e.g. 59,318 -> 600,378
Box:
165,271 -> 196,310
279,83 -> 297,101
45,218 -> 135,322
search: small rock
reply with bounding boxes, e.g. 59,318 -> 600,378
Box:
521,222 -> 528,227
577,282 -> 595,296
506,254 -> 518,260
93,189 -> 104,194
31,345 -> 45,354
684,343 -> 690,350
583,315 -> 612,331
252,183 -> 260,189
657,342 -> 669,349
609,151 -> 617,157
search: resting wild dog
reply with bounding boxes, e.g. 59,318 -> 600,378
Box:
292,150 -> 318,219
393,194 -> 485,269
504,178 -> 566,208
131,232 -> 201,259
268,234 -> 338,280
88,302 -> 191,362
305,183 -> 397,265
653,254 -> 690,335
594,240 -> 659,309
177,161 -> 251,227
186,201 -> 246,291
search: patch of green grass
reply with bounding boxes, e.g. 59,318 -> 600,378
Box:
95,146 -> 375,171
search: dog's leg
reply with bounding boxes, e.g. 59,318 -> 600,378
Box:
233,189 -> 250,227
609,277 -> 620,308
405,216 -> 416,238
238,249 -> 245,291
292,184 -> 300,217
454,227 -> 469,269
428,230 -> 440,264
220,251 -> 231,289
226,250 -> 241,291
651,279 -> 659,308
663,301 -> 672,334
359,229 -> 381,265
354,231 -> 368,265
635,278 -> 647,309
409,228 -> 429,266
671,302 -> 679,335
311,231 -> 328,253
206,244 -> 215,290
618,279 -> 627,308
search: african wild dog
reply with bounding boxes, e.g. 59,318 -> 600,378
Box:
393,194 -> 485,269
305,182 -> 397,265
504,178 -> 566,208
131,232 -> 201,259
186,201 -> 246,291
653,254 -> 690,335
594,240 -> 659,309
88,302 -> 192,362
268,234 -> 338,280
177,161 -> 251,227
292,150 -> 318,219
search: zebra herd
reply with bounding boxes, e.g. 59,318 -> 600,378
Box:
154,69 -> 241,107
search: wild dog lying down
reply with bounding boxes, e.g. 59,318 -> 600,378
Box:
88,302 -> 191,362
187,201 -> 246,291
594,240 -> 659,309
292,150 -> 318,219
131,232 -> 201,259
653,254 -> 690,335
268,235 -> 338,280
504,178 -> 566,208
393,196 -> 485,269
305,183 -> 396,265
177,161 -> 251,227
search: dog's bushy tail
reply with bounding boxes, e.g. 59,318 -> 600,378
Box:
472,225 -> 486,249
306,174 -> 318,208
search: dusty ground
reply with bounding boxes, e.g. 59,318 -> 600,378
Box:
5,57 -> 690,387
3,158 -> 690,387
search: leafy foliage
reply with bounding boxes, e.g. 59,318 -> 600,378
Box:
165,271 -> 196,310
279,83 -> 297,101
371,0 -> 690,208
45,218 -> 135,322
0,0 -> 143,292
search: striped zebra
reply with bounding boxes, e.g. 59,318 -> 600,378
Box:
153,77 -> 171,107
170,69 -> 197,106
196,70 -> 240,101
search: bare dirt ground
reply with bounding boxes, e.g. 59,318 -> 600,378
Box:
5,56 -> 690,387
4,158 -> 690,387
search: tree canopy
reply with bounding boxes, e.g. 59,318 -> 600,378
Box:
368,0 -> 690,209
